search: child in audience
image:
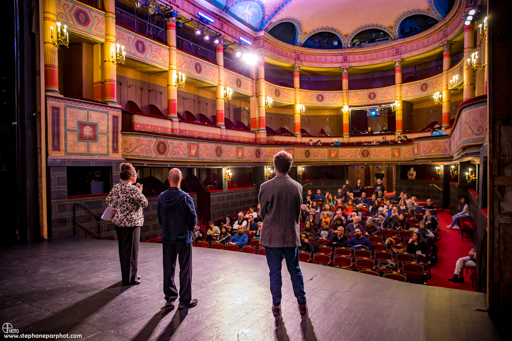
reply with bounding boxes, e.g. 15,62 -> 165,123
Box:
321,211 -> 331,226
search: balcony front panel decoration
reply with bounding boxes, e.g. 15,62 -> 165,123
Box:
56,0 -> 106,42
224,70 -> 253,96
265,83 -> 295,104
401,73 -> 443,100
116,27 -> 169,70
176,51 -> 218,86
47,96 -> 122,159
348,86 -> 396,105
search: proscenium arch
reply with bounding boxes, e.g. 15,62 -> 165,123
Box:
394,10 -> 440,39
301,28 -> 347,47
347,25 -> 394,45
266,18 -> 303,45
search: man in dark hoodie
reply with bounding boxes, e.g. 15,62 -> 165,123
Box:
158,168 -> 198,310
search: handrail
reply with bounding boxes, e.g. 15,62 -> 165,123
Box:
73,202 -> 102,239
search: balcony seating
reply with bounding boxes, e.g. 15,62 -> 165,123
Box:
317,129 -> 328,137
276,127 -> 294,136
301,129 -> 312,137
236,121 -> 251,131
197,113 -> 215,125
148,104 -> 166,117
224,117 -> 238,130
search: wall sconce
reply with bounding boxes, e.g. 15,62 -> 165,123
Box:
479,17 -> 488,40
222,87 -> 233,101
450,165 -> 458,178
297,166 -> 305,176
297,104 -> 306,115
435,166 -> 443,176
391,101 -> 400,113
171,72 -> 185,88
264,96 -> 273,109
105,44 -> 126,65
433,92 -> 445,105
468,51 -> 486,71
466,168 -> 477,183
342,104 -> 351,115
50,22 -> 69,48
265,166 -> 274,178
449,75 -> 463,90
224,169 -> 232,182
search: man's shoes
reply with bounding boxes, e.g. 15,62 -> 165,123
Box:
448,274 -> 464,283
178,299 -> 198,310
272,305 -> 281,316
298,304 -> 307,315
122,280 -> 140,285
165,298 -> 176,307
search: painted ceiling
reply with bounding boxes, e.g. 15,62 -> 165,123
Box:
202,0 -> 450,42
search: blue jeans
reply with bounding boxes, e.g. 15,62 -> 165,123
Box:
452,213 -> 469,226
264,246 -> 306,307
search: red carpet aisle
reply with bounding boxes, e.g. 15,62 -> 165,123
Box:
428,212 -> 475,291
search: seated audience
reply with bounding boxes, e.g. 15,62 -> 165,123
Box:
380,136 -> 390,144
317,221 -> 333,241
232,212 -> 247,234
335,188 -> 344,200
375,214 -> 386,229
299,233 -> 316,253
192,223 -> 205,241
401,135 -> 410,143
356,192 -> 369,207
406,232 -> 428,261
228,226 -> 248,247
380,125 -> 389,133
447,198 -> 469,230
254,210 -> 263,223
342,204 -> 353,218
331,216 -> 344,231
331,139 -> 341,146
244,207 -> 255,219
217,226 -> 231,245
395,136 -> 402,144
224,216 -> 232,228
345,216 -> 363,236
385,208 -> 400,228
422,198 -> 437,215
206,221 -> 220,241
376,191 -> 385,201
431,124 -> 444,136
306,139 -> 314,146
448,246 -> 477,283
353,179 -> 363,197
365,219 -> 381,236
351,127 -> 361,135
247,215 -> 258,232
330,227 -> 348,247
407,196 -> 419,212
407,167 -> 417,180
396,214 -> 411,230
303,195 -> 312,207
321,211 -> 331,226
416,221 -> 435,240
373,179 -> 385,194
303,221 -> 317,239
316,140 -> 322,146
371,139 -> 379,145
334,199 -> 344,212
423,210 -> 438,232
314,189 -> 325,200
364,127 -> 374,134
397,200 -> 409,215
255,222 -> 263,239
308,211 -> 320,230
348,228 -> 372,250
300,204 -> 310,223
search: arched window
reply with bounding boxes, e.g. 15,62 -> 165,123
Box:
433,0 -> 456,18
350,29 -> 392,47
399,15 -> 438,39
268,22 -> 298,45
302,32 -> 342,50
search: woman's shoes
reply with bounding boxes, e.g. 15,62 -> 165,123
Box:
446,225 -> 452,229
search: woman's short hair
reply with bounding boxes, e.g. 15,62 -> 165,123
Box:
273,150 -> 293,174
120,163 -> 136,181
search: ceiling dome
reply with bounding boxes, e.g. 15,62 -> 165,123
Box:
204,0 -> 455,45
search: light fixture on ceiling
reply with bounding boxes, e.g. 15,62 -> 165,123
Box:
391,100 -> 400,113
239,37 -> 252,45
465,8 -> 476,26
204,35 -> 210,41
235,51 -> 242,58
195,29 -> 202,36
198,12 -> 215,24
224,169 -> 232,182
242,53 -> 258,65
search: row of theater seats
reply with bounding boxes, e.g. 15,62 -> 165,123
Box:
191,239 -> 428,285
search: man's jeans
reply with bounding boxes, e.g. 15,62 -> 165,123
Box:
264,246 -> 306,307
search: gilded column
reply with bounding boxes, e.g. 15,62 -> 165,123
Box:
216,44 -> 226,137
93,44 -> 102,101
293,64 -> 301,140
250,66 -> 258,132
484,29 -> 488,94
102,0 -> 117,103
167,18 -> 179,133
442,42 -> 452,128
342,67 -> 350,140
463,23 -> 475,101
394,60 -> 403,133
43,0 -> 59,93
257,59 -> 267,143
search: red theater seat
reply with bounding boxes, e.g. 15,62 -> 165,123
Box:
359,270 -> 379,276
354,258 -> 375,271
241,246 -> 256,254
402,262 -> 427,284
311,254 -> 331,265
299,252 -> 312,262
316,246 -> 333,255
226,245 -> 240,252
371,243 -> 387,252
334,248 -> 351,257
384,273 -> 407,282
258,248 -> 266,256
353,249 -> 372,259
211,243 -> 224,250
196,241 -> 209,248
250,239 -> 260,247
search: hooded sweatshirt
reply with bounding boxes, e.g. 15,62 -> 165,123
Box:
157,187 -> 197,245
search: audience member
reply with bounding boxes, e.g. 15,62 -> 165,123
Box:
303,195 -> 312,207
448,246 -> 476,283
306,139 -> 314,146
407,167 -> 417,180
244,208 -> 255,219
228,226 -> 248,247
314,189 -> 325,201
416,221 -> 435,240
247,215 -> 258,232
375,214 -> 386,229
254,210 -> 263,223
192,223 -> 205,241
431,124 -> 444,136
373,179 -> 385,194
330,227 -> 348,247
345,216 -> 363,236
316,140 -> 322,146
365,219 -> 381,236
217,226 -> 231,245
344,180 -> 352,193
331,139 -> 341,146
365,127 -> 374,134
308,211 -> 320,230
422,199 -> 437,215
356,192 -> 368,207
255,222 -> 263,239
300,204 -> 310,223
395,136 -> 402,144
396,214 -> 410,230
347,228 -> 372,250
351,127 -> 361,135
321,211 -> 331,226
206,221 -> 220,241
397,201 -> 409,215
224,216 -> 232,227
342,204 -> 353,218
317,221 -> 333,241
406,232 -> 428,261
299,233 -> 316,253
232,212 -> 247,234
375,168 -> 385,181
335,188 -> 344,200
331,216 -> 344,231
353,179 -> 363,197
402,135 -> 410,143
380,136 -> 390,144
302,221 -> 317,240
380,125 -> 389,133
447,198 -> 469,230
407,196 -> 419,212
423,210 -> 438,232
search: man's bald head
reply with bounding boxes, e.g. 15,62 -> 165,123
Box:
168,168 -> 182,187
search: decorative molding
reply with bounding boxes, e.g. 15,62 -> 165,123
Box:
265,17 -> 303,44
301,27 -> 348,47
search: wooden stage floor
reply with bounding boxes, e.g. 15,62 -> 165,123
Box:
0,237 -> 501,341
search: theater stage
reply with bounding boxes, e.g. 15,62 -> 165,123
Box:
0,237 -> 500,341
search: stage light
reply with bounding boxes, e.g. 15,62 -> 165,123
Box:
170,10 -> 178,18
204,35 -> 210,41
214,38 -> 219,44
134,1 -> 141,9
467,16 -> 473,21
198,12 -> 215,24
235,51 -> 242,58
469,9 -> 476,15
242,53 -> 258,65
240,37 -> 252,45
177,21 -> 183,28
195,29 -> 202,36
465,20 -> 471,26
